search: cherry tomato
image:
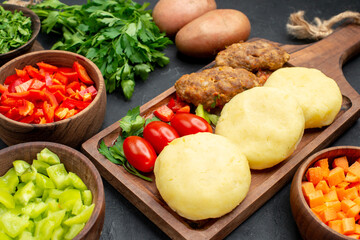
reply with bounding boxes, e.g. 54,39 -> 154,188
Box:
123,136 -> 157,172
143,121 -> 179,154
170,113 -> 213,136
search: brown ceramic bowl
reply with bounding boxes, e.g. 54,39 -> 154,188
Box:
0,141 -> 105,239
0,4 -> 41,65
0,50 -> 106,147
290,146 -> 360,240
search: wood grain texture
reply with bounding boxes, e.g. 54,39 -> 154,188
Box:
290,146 -> 360,240
81,23 -> 360,239
0,4 -> 41,66
0,50 -> 107,148
0,141 -> 105,240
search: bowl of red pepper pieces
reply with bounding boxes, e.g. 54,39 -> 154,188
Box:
0,50 -> 106,147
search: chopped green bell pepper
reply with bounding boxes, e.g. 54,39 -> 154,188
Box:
0,168 -> 19,194
51,226 -> 64,240
37,148 -> 60,165
36,173 -> 55,189
0,211 -> 30,238
82,190 -> 93,206
0,188 -> 15,208
68,172 -> 87,191
64,223 -> 85,239
14,181 -> 36,205
20,166 -> 37,183
46,164 -> 70,190
63,203 -> 94,226
32,160 -> 50,176
13,160 -> 31,176
59,188 -> 81,211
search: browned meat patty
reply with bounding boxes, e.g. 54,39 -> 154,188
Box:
214,40 -> 290,72
175,66 -> 261,110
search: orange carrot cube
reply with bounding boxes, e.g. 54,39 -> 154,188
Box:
328,167 -> 346,186
337,211 -> 347,220
316,180 -> 330,194
349,161 -> 360,178
355,224 -> 360,234
343,217 -> 356,234
311,204 -> 326,215
325,201 -> 342,212
308,190 -> 325,208
332,156 -> 349,173
321,207 -> 338,223
314,158 -> 330,178
302,181 -> 315,198
338,188 -> 348,201
353,197 -> 360,206
328,219 -> 343,234
324,190 -> 339,202
338,181 -> 350,189
347,205 -> 360,218
342,199 -> 356,213
346,172 -> 360,183
306,167 -> 323,185
345,187 -> 359,200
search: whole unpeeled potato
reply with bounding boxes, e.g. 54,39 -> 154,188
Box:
152,0 -> 217,37
175,9 -> 251,58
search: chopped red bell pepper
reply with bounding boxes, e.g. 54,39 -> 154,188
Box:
0,61 -> 96,123
36,62 -> 58,72
153,105 -> 174,122
176,105 -> 191,113
167,96 -> 189,113
73,61 -> 94,85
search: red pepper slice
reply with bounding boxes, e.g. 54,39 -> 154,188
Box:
153,105 -> 175,122
167,97 -> 188,113
61,99 -> 90,110
73,61 -> 94,85
1,98 -> 24,108
36,62 -> 58,72
42,101 -> 55,123
0,84 -> 8,94
47,85 -> 66,94
66,81 -> 81,91
54,107 -> 69,120
4,74 -> 19,85
18,100 -> 35,116
29,80 -> 45,90
176,105 -> 191,113
6,91 -> 30,99
4,108 -> 22,121
0,106 -> 10,114
8,79 -> 23,93
24,65 -> 43,80
53,91 -> 67,104
15,80 -> 33,93
53,72 -> 68,85
59,71 -> 77,83
20,114 -> 35,123
15,68 -> 29,80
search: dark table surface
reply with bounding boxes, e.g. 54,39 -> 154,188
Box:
2,0 -> 360,239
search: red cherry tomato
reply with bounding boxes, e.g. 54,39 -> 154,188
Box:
143,121 -> 179,154
170,113 -> 213,136
123,136 -> 157,173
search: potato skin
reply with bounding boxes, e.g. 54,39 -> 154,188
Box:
175,9 -> 251,58
153,0 -> 217,37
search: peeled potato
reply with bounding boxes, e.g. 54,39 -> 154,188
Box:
152,0 -> 217,37
175,9 -> 251,58
264,67 -> 342,129
154,132 -> 251,221
215,87 -> 305,170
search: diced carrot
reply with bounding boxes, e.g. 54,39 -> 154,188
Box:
345,187 -> 359,200
343,217 -> 356,235
355,224 -> 360,234
306,167 -> 323,185
324,190 -> 339,202
328,167 -> 346,186
328,219 -> 343,234
337,188 -> 348,201
302,181 -> 316,198
314,158 -> 330,178
349,162 -> 360,178
321,207 -> 338,223
338,181 -> 350,189
308,190 -> 325,208
354,197 -> 360,206
346,172 -> 360,183
347,205 -> 360,218
311,204 -> 326,215
342,199 -> 356,213
332,156 -> 349,173
337,211 -> 347,220
325,201 -> 342,212
316,180 -> 331,194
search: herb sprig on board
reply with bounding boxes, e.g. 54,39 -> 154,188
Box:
0,6 -> 32,54
98,106 -> 160,181
30,0 -> 172,99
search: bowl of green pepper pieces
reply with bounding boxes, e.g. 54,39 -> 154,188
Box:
0,4 -> 41,66
0,141 -> 105,239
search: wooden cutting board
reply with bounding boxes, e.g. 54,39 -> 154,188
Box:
81,23 -> 360,240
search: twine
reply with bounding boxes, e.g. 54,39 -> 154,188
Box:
287,10 -> 360,40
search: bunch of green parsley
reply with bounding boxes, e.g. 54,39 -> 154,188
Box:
0,6 -> 32,54
30,0 -> 172,99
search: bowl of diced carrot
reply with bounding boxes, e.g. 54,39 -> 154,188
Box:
0,50 -> 107,147
290,146 -> 360,240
